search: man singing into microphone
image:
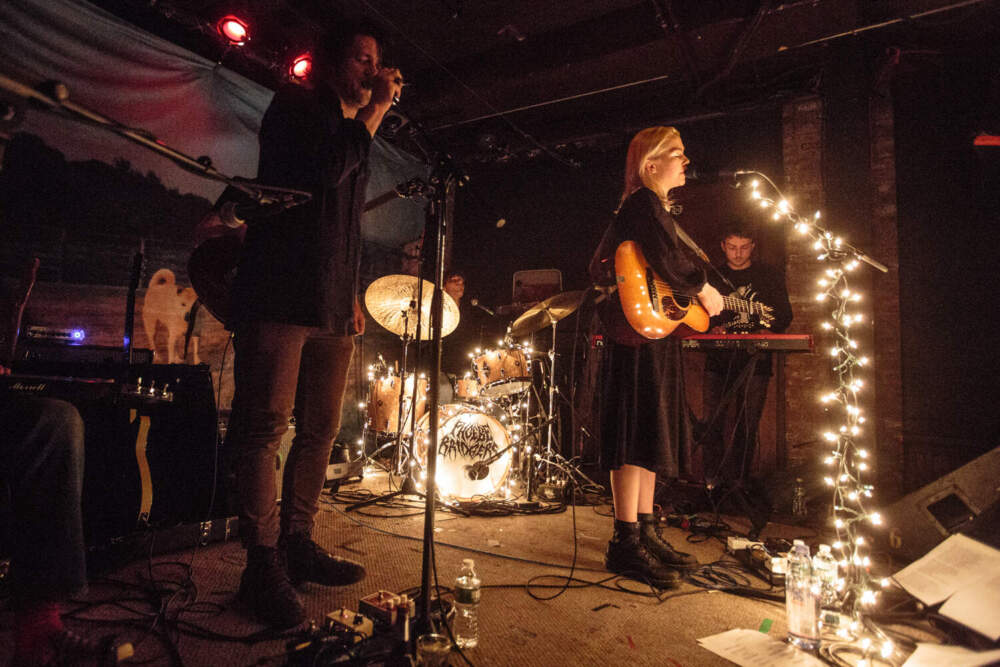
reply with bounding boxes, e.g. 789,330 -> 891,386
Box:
224,20 -> 402,628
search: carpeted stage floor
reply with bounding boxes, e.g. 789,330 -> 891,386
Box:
1,470 -> 825,666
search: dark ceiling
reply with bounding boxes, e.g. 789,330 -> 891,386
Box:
91,0 -> 998,162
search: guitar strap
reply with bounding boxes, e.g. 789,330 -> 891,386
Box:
672,219 -> 711,265
672,217 -> 737,293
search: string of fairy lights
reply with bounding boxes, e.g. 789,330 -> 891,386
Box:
742,172 -> 897,661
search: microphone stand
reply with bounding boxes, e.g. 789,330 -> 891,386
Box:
416,153 -> 464,634
464,414 -> 561,481
386,103 -> 471,634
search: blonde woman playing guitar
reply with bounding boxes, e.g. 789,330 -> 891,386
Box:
588,126 -> 722,588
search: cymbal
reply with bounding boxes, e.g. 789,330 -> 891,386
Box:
509,289 -> 587,338
365,274 -> 459,340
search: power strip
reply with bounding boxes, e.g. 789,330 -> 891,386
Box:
727,536 -> 764,553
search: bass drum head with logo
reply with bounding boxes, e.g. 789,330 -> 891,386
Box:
414,404 -> 511,501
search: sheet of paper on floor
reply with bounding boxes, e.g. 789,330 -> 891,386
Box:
697,628 -> 826,666
901,643 -> 1000,667
892,534 -> 1000,606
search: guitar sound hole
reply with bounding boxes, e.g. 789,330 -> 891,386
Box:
662,300 -> 685,320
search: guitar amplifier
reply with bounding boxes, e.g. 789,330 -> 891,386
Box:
1,364 -> 220,547
16,340 -> 153,367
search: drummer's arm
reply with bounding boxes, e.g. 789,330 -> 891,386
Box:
353,294 -> 366,336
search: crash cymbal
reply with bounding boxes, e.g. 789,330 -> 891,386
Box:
509,289 -> 587,338
365,274 -> 459,339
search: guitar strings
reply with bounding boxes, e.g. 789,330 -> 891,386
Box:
649,280 -> 771,312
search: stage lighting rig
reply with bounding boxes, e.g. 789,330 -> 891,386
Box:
289,53 -> 313,81
216,14 -> 249,46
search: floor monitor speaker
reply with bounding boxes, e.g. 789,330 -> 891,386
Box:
882,447 -> 1000,561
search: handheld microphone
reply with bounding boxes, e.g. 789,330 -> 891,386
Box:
363,76 -> 407,105
685,167 -> 754,182
464,462 -> 489,481
469,298 -> 495,317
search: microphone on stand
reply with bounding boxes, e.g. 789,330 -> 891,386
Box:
219,197 -> 304,228
469,298 -> 495,317
685,167 -> 754,182
464,461 -> 490,481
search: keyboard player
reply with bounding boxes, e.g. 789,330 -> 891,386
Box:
701,222 -> 793,490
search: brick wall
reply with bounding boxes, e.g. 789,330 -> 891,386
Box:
780,93 -> 904,502
781,97 -> 831,471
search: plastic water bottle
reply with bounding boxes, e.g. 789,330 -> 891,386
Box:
453,558 -> 481,648
812,544 -> 839,610
785,540 -> 820,651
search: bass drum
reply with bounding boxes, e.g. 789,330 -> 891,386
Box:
414,404 -> 511,501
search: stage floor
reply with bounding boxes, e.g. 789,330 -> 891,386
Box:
1,470 -> 827,666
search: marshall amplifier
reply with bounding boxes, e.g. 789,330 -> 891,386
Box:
1,363 -> 220,547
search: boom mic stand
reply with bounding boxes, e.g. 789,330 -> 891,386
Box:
383,106 -> 472,633
416,153 -> 467,635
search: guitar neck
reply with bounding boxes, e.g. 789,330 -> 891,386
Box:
721,295 -> 765,316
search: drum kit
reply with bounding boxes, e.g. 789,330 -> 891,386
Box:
359,275 -> 590,503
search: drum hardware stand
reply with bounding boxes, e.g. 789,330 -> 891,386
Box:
391,306 -> 417,477
350,307 -> 428,511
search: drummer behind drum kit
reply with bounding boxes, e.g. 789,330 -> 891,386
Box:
358,274 -> 590,503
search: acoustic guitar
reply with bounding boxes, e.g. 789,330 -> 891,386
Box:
614,240 -> 774,340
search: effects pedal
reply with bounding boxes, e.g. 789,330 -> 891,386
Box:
325,608 -> 374,641
359,590 -> 414,627
731,546 -> 786,586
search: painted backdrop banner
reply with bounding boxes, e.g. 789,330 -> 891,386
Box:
0,0 -> 426,243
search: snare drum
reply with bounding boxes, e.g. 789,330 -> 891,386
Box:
472,347 -> 531,397
366,372 -> 428,435
414,404 -> 512,500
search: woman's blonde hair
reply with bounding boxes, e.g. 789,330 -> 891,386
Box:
618,126 -> 681,211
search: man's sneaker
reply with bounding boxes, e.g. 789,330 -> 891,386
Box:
639,515 -> 699,569
281,532 -> 366,587
605,538 -> 680,588
238,545 -> 306,629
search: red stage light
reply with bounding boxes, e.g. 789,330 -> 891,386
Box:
290,54 -> 313,80
217,15 -> 249,45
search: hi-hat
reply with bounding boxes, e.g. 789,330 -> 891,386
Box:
509,289 -> 587,337
365,274 -> 459,339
